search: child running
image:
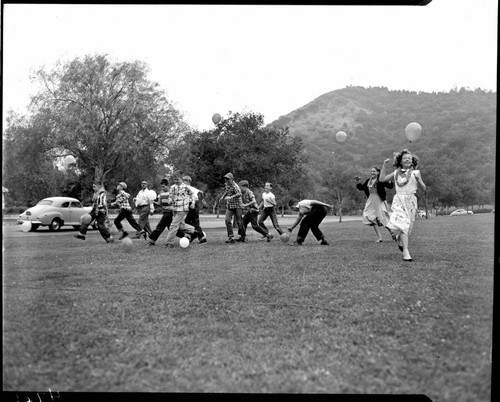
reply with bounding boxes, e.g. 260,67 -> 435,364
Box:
74,181 -> 114,243
257,182 -> 284,238
110,182 -> 143,240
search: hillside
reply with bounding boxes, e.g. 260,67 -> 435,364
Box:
268,86 -> 496,180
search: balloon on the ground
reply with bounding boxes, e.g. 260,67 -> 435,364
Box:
122,237 -> 133,252
280,233 -> 290,243
21,221 -> 32,232
80,214 -> 92,225
65,155 -> 76,166
179,237 -> 190,248
405,122 -> 422,142
212,113 -> 221,124
336,131 -> 347,143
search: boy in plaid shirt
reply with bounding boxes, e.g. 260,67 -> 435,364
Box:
163,172 -> 196,248
74,181 -> 114,243
110,182 -> 143,240
219,172 -> 245,243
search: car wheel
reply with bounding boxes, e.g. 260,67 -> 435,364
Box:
29,224 -> 40,232
48,218 -> 62,231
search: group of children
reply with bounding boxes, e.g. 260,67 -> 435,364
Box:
73,171 -> 334,248
73,148 -> 425,260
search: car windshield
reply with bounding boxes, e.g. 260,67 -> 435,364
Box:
37,200 -> 53,206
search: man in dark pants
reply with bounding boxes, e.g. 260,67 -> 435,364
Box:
287,199 -> 333,246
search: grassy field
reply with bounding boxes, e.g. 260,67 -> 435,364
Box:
2,214 -> 494,399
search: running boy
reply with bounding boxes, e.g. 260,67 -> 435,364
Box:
74,181 -> 114,243
111,182 -> 143,240
257,182 -> 284,237
239,180 -> 272,242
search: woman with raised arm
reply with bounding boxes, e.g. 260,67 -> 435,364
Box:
379,149 -> 426,262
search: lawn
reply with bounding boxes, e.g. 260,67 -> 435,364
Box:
2,214 -> 494,399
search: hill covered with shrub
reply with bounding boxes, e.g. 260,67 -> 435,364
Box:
268,86 -> 496,208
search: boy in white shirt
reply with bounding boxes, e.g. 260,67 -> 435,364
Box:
257,182 -> 284,237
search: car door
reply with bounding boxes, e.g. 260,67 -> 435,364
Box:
69,201 -> 84,224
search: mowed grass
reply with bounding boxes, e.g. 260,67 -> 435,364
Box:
2,214 -> 494,399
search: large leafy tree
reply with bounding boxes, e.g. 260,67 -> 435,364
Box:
30,54 -> 188,186
170,111 -> 308,202
2,112 -> 66,206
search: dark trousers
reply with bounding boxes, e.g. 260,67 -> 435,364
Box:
241,210 -> 268,237
185,201 -> 204,239
297,205 -> 328,243
114,208 -> 142,232
258,206 -> 283,235
149,210 -> 173,242
225,208 -> 245,239
136,205 -> 152,235
79,210 -> 112,241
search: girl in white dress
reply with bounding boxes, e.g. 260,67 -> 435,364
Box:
379,150 -> 427,262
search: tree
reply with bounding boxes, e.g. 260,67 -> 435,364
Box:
2,112 -> 66,206
30,54 -> 188,185
321,160 -> 360,222
169,111 -> 308,203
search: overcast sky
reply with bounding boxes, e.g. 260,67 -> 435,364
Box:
2,1 -> 497,131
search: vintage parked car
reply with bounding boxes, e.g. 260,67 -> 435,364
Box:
449,208 -> 474,216
17,197 -> 94,231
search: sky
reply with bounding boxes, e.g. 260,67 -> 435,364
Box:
2,1 -> 498,131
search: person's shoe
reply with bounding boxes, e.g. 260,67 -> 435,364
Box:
375,239 -> 383,243
118,231 -> 128,240
146,240 -> 156,246
293,241 -> 303,246
198,236 -> 207,244
320,239 -> 330,245
73,234 -> 86,241
165,243 -> 174,249
225,237 -> 236,244
259,235 -> 267,241
267,234 -> 273,242
141,230 -> 148,241
236,237 -> 246,242
106,237 -> 115,244
133,233 -> 142,239
403,258 -> 413,262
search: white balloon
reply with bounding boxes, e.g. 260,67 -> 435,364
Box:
212,113 -> 221,124
21,221 -> 32,232
65,155 -> 76,165
336,131 -> 347,143
179,237 -> 190,248
405,122 -> 422,142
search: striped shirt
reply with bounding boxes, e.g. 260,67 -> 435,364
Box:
92,189 -> 108,214
167,183 -> 194,212
157,191 -> 173,211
